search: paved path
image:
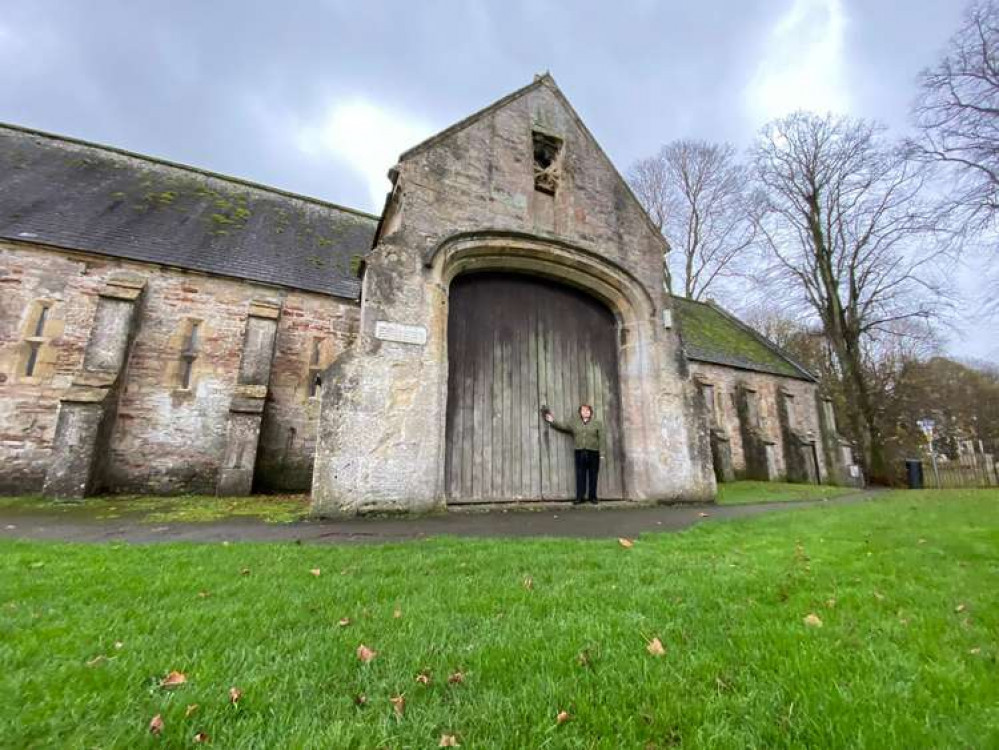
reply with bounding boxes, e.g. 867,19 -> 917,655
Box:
0,491 -> 883,545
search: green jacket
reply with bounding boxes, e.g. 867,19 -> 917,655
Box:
550,416 -> 604,453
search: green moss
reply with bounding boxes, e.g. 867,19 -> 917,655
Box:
144,190 -> 178,207
674,298 -> 800,377
349,254 -> 366,277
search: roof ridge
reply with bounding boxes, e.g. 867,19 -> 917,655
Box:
701,299 -> 817,382
0,121 -> 380,221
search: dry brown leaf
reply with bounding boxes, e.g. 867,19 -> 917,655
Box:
415,671 -> 432,686
803,613 -> 823,628
185,704 -> 199,718
310,568 -> 321,577
114,641 -> 124,650
873,591 -> 885,601
229,687 -> 242,704
357,644 -> 377,663
618,538 -> 634,548
439,734 -> 460,747
577,649 -> 592,668
193,731 -> 209,743
448,671 -> 465,684
969,647 -> 981,655
393,608 -> 402,619
523,576 -> 534,591
149,714 -> 164,735
955,603 -> 967,613
160,670 -> 188,688
698,511 -> 711,518
354,693 -> 367,707
338,617 -> 352,627
390,694 -> 406,717
197,591 -> 210,599
86,654 -> 106,667
240,568 -> 250,576
646,637 -> 666,656
556,710 -> 571,725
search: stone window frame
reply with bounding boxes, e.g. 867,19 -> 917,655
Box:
20,298 -> 55,381
743,385 -> 761,429
177,318 -> 202,391
694,375 -> 720,426
781,388 -> 797,431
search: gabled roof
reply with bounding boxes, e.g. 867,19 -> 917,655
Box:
673,296 -> 816,381
0,123 -> 378,298
399,74 -> 669,252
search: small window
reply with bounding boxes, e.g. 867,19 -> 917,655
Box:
23,302 -> 51,378
532,131 -> 563,194
745,389 -> 760,428
700,383 -> 717,425
179,320 -> 201,390
784,393 -> 797,430
308,337 -> 324,398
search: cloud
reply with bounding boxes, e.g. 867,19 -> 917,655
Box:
745,0 -> 849,123
295,99 -> 435,212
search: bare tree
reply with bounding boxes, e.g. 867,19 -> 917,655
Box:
629,141 -> 755,300
752,112 -> 952,481
910,1 -> 999,231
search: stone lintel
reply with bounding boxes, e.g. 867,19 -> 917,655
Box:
229,396 -> 266,414
248,300 -> 281,319
100,274 -> 148,300
72,370 -> 118,388
235,384 -> 268,399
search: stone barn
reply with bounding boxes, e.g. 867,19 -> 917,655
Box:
0,75 -> 858,514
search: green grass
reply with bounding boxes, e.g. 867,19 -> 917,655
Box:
1,489 -> 997,748
716,480 -> 856,505
0,494 -> 309,524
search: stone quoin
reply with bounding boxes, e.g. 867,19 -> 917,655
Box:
0,75 -> 861,512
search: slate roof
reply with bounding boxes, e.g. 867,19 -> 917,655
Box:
0,123 -> 378,298
673,296 -> 816,381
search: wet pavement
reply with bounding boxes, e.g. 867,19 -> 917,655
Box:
0,491 -> 883,545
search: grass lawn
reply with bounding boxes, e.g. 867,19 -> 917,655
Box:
716,480 -> 856,505
2,490 -> 997,749
0,494 -> 309,524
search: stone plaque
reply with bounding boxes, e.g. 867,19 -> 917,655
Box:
375,320 -> 427,346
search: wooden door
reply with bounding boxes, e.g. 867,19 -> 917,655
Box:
445,272 -> 624,503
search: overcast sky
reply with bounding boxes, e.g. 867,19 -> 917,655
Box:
1,0 -> 993,360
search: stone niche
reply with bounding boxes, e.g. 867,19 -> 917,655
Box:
310,76 -> 716,516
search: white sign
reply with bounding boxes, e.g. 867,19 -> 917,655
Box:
917,418 -> 935,439
375,320 -> 427,346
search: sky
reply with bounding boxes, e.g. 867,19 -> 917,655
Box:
1,0 -> 993,360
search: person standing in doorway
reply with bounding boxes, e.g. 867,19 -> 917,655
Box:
543,404 -> 603,505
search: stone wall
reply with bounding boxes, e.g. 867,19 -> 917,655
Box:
0,240 -> 357,495
688,361 -> 828,482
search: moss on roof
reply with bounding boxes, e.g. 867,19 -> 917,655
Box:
673,297 -> 813,380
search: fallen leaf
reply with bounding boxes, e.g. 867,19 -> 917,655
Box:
577,649 -> 592,668
185,704 -> 199,717
918,538 -> 927,544
439,734 -> 460,747
160,670 -> 187,688
149,714 -> 164,735
197,591 -> 210,599
448,671 -> 465,684
390,694 -> 406,717
193,732 -> 209,743
86,654 -> 106,667
4,524 -> 15,530
415,671 -> 432,686
698,511 -> 711,518
310,568 -> 321,577
229,687 -> 242,704
393,608 -> 402,619
646,637 -> 666,656
357,644 -> 377,663
354,693 -> 367,707
825,598 -> 837,608
955,603 -> 967,613
618,538 -> 634,548
523,576 -> 534,591
240,568 -> 250,576
803,613 -> 823,628
556,710 -> 571,725
338,617 -> 352,627
221,541 -> 230,547
873,591 -> 885,601
114,641 -> 123,650
969,647 -> 981,655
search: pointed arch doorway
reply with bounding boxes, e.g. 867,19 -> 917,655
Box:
445,271 -> 624,503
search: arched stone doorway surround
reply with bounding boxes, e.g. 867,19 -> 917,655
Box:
311,229 -> 716,516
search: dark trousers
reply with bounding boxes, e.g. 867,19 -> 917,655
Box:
574,449 -> 600,502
